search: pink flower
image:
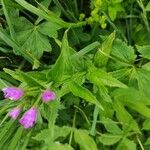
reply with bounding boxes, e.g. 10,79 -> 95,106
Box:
9,107 -> 21,120
42,90 -> 56,102
19,107 -> 37,129
2,87 -> 24,101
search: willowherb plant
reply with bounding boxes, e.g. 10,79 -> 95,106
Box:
0,0 -> 150,149
2,86 -> 56,129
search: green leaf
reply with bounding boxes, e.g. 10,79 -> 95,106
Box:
47,142 -> 73,150
142,62 -> 150,71
108,4 -> 123,21
94,32 -> 115,67
32,129 -> 52,143
112,87 -> 150,105
142,119 -> 150,130
17,26 -> 52,59
99,133 -> 122,145
38,21 -> 61,38
54,126 -> 72,140
74,129 -> 97,150
136,45 -> 150,59
116,138 -> 136,150
4,68 -> 46,88
111,39 -> 136,64
145,137 -> 150,145
87,67 -> 127,88
110,68 -> 132,79
47,30 -> 74,82
129,68 -> 150,98
0,29 -> 40,69
101,117 -> 122,134
98,84 -> 112,102
113,88 -> 150,118
69,81 -> 104,110
146,2 -> 150,11
113,101 -> 140,132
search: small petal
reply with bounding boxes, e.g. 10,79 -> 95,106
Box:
42,90 -> 56,102
19,107 -> 37,129
2,87 -> 24,101
9,107 -> 21,120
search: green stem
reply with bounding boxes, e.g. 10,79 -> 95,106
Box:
136,135 -> 144,150
74,105 -> 90,125
69,109 -> 77,145
33,94 -> 42,107
90,106 -> 99,136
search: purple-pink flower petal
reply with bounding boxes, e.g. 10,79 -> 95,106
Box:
2,87 -> 24,101
9,107 -> 21,120
42,90 -> 56,102
19,107 -> 37,129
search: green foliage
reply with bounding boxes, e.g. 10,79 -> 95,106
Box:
0,0 -> 150,149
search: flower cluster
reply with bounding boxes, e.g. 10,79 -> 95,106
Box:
2,87 -> 56,129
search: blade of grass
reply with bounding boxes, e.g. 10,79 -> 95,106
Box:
15,0 -> 86,28
1,0 -> 15,40
7,126 -> 24,150
53,0 -> 74,21
21,130 -> 32,150
15,0 -> 70,27
71,41 -> 100,60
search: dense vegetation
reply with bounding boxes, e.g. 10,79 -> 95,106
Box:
0,0 -> 150,149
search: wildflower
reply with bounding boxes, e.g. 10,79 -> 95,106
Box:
2,87 -> 24,101
9,107 -> 21,120
19,107 -> 37,129
42,90 -> 56,102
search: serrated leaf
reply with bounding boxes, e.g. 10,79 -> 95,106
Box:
112,39 -> 136,63
54,126 -> 72,140
47,30 -> 74,82
94,32 -> 115,67
87,67 -> 127,88
136,45 -> 150,60
98,84 -> 112,102
38,21 -> 61,38
74,129 -> 97,150
4,68 -> 46,88
17,26 -> 52,59
113,101 -> 140,132
113,88 -> 150,118
99,133 -> 121,145
69,81 -> 104,110
32,129 -> 52,143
